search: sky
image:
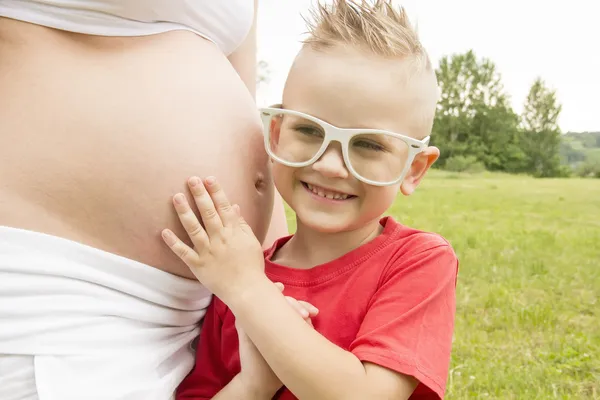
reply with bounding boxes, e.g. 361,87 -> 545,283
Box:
256,0 -> 599,133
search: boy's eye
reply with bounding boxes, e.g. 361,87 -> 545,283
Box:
295,126 -> 324,137
353,139 -> 386,152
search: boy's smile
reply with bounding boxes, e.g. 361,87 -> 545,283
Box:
300,181 -> 356,201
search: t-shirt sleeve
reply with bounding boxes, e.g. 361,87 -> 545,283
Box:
349,240 -> 459,399
176,297 -> 231,399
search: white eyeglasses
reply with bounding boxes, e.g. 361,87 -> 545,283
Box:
259,106 -> 430,186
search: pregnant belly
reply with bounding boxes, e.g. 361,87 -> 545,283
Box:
0,25 -> 273,278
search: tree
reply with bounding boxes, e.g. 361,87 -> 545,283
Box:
433,50 -> 524,172
520,78 -> 563,177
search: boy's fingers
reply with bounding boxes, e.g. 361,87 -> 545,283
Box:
232,204 -> 254,234
233,204 -> 252,231
202,176 -> 238,227
285,296 -> 309,319
281,290 -> 317,320
171,193 -> 209,250
186,177 -> 223,237
161,229 -> 202,269
274,282 -> 285,292
297,301 -> 319,317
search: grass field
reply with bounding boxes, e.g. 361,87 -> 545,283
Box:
285,170 -> 600,399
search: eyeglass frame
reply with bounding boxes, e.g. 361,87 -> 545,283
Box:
259,106 -> 431,187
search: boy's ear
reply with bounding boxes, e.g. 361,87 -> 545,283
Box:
400,146 -> 440,196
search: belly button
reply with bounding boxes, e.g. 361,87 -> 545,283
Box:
254,173 -> 267,193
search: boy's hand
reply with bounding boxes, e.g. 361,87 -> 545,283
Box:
161,176 -> 266,301
280,283 -> 319,328
236,283 -> 318,397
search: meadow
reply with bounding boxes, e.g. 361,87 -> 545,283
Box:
285,171 -> 600,399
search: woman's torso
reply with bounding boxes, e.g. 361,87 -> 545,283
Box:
0,16 -> 273,279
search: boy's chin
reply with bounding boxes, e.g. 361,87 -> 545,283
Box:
296,211 -> 360,234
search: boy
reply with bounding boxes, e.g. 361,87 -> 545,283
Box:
162,1 -> 458,398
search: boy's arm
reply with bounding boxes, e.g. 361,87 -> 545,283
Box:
211,374 -> 271,400
180,370 -> 271,400
230,243 -> 458,400
230,281 -> 416,400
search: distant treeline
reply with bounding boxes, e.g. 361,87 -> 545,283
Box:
560,131 -> 600,177
431,50 -> 599,178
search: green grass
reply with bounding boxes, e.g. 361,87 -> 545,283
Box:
285,170 -> 600,399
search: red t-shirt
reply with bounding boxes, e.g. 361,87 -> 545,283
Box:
177,217 -> 459,399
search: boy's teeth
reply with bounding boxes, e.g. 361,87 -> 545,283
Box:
306,183 -> 349,200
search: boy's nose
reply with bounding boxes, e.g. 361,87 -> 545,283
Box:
311,143 -> 349,179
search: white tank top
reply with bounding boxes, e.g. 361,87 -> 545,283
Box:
0,0 -> 254,55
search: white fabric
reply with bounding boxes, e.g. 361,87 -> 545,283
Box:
0,226 -> 212,400
0,0 -> 254,55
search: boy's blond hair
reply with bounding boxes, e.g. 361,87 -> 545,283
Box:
303,0 -> 432,72
301,0 -> 438,138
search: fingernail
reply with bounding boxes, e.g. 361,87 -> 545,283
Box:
161,229 -> 175,244
301,309 -> 309,318
205,176 -> 216,185
174,193 -> 185,204
274,282 -> 285,291
189,177 -> 200,187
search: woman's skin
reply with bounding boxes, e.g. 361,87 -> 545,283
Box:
0,0 -> 288,279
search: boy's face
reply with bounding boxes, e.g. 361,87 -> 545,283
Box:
272,45 -> 440,234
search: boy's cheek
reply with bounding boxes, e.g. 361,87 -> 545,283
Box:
361,188 -> 397,215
